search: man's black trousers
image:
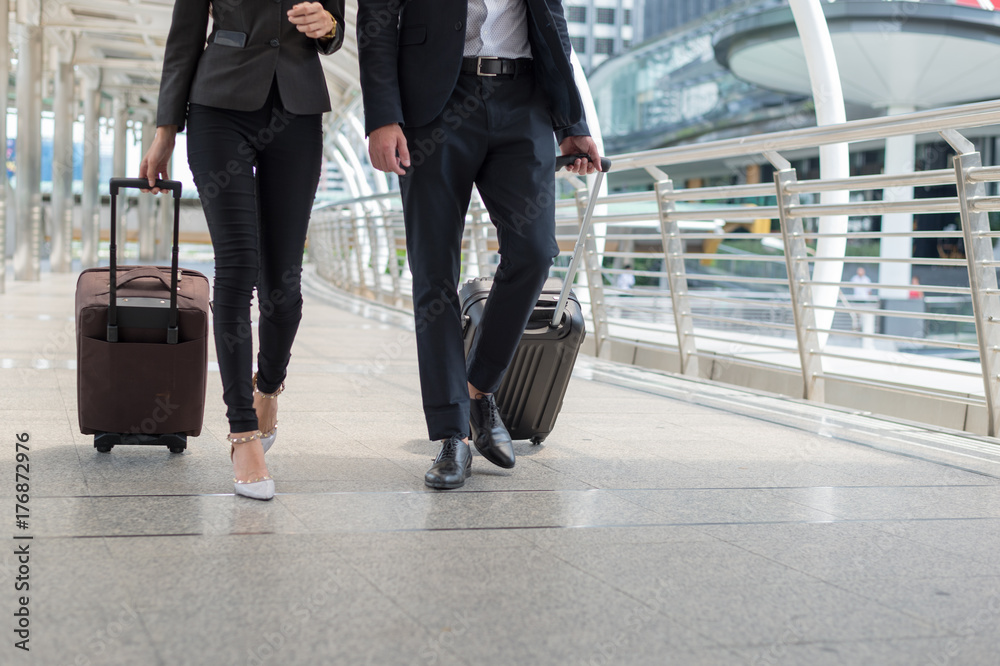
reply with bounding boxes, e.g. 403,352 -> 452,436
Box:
399,71 -> 559,442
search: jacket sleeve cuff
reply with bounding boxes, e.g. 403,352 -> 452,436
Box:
157,108 -> 187,134
315,29 -> 345,55
555,121 -> 591,144
364,118 -> 404,138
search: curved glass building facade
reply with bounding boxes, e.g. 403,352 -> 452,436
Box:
588,0 -> 817,155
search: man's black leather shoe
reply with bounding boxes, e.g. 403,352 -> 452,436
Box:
469,393 -> 515,469
425,436 -> 472,490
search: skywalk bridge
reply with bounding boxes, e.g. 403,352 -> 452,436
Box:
3,0 -> 1000,664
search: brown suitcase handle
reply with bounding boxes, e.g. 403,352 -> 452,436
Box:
116,267 -> 176,289
107,179 -> 183,344
98,267 -> 193,297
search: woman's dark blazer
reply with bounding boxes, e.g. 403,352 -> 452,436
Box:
157,0 -> 346,131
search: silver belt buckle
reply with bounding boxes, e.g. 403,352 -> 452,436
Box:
476,56 -> 500,77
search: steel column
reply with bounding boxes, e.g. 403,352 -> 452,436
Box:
112,96 -> 128,251
13,23 -> 42,281
154,153 -> 172,261
138,115 -> 155,261
955,150 -> 1000,436
467,196 -> 491,278
50,60 -> 75,272
0,0 -> 9,292
80,81 -> 100,268
655,179 -> 699,376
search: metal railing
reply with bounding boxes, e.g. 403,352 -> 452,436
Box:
307,98 -> 1000,437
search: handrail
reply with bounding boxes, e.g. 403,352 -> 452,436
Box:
308,95 -> 1000,438
611,98 -> 1000,171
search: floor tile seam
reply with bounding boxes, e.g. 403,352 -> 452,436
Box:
510,457 -> 602,490
30,516 -> 1000,542
329,556 -> 477,666
814,578 -> 995,636
273,494 -> 327,534
715,633 -> 972,652
704,622 -> 959,649
132,607 -> 169,666
861,520 -> 1000,569
501,544 -> 729,650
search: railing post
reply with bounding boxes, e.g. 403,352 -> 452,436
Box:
352,208 -> 368,295
364,208 -> 383,301
655,179 -> 699,376
954,149 -> 1000,436
381,203 -> 403,305
574,183 -> 610,357
468,196 -> 491,278
339,209 -> 353,288
774,166 -> 825,401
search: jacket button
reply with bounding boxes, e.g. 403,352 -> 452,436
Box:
269,39 -> 279,47
454,21 -> 463,30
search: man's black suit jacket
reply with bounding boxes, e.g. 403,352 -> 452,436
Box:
157,0 -> 346,131
357,0 -> 590,140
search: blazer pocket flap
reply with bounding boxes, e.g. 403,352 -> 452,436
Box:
398,25 -> 426,46
214,30 -> 247,48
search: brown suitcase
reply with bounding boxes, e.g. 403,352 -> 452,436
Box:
76,178 -> 210,453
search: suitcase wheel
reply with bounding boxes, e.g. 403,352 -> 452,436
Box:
530,436 -> 545,446
161,433 -> 187,454
94,432 -> 121,453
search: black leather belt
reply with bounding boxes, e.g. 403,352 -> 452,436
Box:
461,56 -> 533,77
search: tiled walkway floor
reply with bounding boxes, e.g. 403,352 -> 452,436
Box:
2,267 -> 1000,665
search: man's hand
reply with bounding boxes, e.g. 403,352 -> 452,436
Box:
368,124 -> 410,176
559,136 -> 601,175
288,2 -> 335,38
139,126 -> 178,194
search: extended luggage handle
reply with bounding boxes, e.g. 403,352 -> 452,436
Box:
107,178 -> 183,344
551,154 -> 612,327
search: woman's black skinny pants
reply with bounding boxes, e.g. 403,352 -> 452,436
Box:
186,83 -> 322,433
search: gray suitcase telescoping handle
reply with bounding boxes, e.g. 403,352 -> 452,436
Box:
107,178 -> 183,344
550,154 -> 612,327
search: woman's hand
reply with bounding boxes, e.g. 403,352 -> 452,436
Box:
139,126 -> 178,193
287,2 -> 336,39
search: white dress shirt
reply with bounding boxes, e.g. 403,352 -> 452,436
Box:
464,0 -> 533,59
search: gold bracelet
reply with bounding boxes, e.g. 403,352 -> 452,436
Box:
321,11 -> 337,40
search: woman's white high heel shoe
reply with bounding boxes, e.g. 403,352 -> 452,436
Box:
253,373 -> 283,455
229,434 -> 274,501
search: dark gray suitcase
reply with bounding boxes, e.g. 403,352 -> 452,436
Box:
460,155 -> 611,444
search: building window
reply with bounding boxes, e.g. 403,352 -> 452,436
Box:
622,39 -> 632,50
594,38 -> 614,55
567,6 -> 587,23
570,36 -> 586,53
596,8 -> 616,25
623,9 -> 632,26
